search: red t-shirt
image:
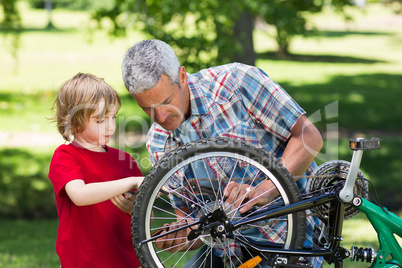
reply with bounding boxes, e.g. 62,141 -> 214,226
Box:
48,143 -> 141,268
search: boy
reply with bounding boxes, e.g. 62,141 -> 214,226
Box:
49,73 -> 143,267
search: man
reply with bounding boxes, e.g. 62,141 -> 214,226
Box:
122,39 -> 323,267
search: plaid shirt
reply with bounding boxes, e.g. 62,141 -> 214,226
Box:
146,63 -> 322,267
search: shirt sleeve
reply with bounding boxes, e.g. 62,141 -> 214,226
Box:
146,123 -> 169,166
236,65 -> 305,142
48,146 -> 84,198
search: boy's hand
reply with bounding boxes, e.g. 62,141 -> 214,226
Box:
111,191 -> 136,215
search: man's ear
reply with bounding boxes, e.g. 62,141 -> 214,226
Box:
179,66 -> 187,85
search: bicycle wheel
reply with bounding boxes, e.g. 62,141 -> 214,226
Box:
132,137 -> 306,268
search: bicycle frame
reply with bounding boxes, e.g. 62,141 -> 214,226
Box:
230,138 -> 402,267
359,198 -> 402,267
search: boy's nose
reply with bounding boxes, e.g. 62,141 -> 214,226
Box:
106,118 -> 116,131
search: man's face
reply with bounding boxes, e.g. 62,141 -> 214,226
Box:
132,73 -> 190,131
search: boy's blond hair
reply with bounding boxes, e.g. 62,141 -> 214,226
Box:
52,73 -> 121,141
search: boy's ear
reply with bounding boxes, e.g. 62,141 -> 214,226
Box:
65,114 -> 81,137
63,114 -> 72,137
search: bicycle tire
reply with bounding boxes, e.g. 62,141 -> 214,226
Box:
132,137 -> 306,268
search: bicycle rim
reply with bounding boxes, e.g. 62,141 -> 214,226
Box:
132,138 -> 306,268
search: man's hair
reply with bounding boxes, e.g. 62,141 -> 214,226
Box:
51,73 -> 121,141
122,39 -> 180,95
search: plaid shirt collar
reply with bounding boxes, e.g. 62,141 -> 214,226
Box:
187,73 -> 210,116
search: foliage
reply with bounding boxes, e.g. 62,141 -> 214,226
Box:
0,144 -> 149,219
384,0 -> 402,13
94,0 -> 353,70
0,148 -> 56,218
94,0 -> 253,71
0,0 -> 20,30
27,0 -> 114,11
0,0 -> 21,60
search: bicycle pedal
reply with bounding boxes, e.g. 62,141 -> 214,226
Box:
237,255 -> 262,268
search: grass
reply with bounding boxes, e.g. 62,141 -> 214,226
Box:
0,214 -> 398,267
0,219 -> 59,268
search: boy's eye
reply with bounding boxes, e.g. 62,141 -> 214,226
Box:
96,119 -> 104,124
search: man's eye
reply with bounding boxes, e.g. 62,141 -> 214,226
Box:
164,97 -> 172,105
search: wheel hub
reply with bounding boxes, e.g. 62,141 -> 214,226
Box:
188,201 -> 234,247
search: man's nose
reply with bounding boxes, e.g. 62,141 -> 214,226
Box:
153,107 -> 168,123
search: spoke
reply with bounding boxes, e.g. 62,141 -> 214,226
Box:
233,163 -> 250,209
202,242 -> 215,268
201,158 -> 218,202
152,201 -> 184,218
233,186 -> 278,216
192,160 -> 209,208
158,239 -> 199,267
221,157 -> 240,205
150,218 -> 190,234
217,156 -> 240,207
168,172 -> 213,214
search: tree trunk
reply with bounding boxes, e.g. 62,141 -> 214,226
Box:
276,26 -> 290,59
45,0 -> 55,29
232,11 -> 256,66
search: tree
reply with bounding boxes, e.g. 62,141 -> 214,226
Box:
95,0 -> 352,71
0,0 -> 22,60
95,0 -> 256,71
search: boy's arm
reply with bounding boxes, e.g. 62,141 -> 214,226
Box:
65,177 -> 143,206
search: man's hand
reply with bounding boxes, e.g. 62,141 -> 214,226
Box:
111,191 -> 136,215
154,222 -> 190,253
154,217 -> 204,253
223,180 -> 279,213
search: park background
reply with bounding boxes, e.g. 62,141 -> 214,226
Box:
1,0 -> 402,267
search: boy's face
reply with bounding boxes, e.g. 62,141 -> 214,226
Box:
74,99 -> 117,149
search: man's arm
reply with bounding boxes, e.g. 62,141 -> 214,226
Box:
280,115 -> 323,176
224,115 -> 322,213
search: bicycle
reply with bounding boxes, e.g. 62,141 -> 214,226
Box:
131,137 -> 402,268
